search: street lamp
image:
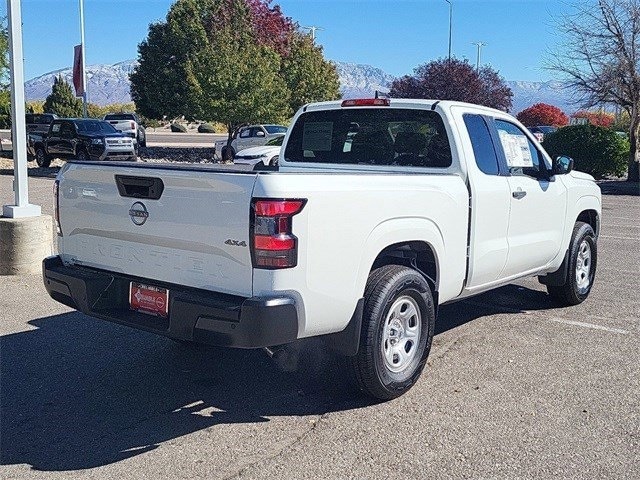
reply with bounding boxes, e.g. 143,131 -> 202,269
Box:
472,41 -> 487,72
445,0 -> 452,60
301,26 -> 324,41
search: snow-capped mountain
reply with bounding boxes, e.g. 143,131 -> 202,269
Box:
25,60 -> 137,106
25,59 -> 579,114
334,62 -> 396,99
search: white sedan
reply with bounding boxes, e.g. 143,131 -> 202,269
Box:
233,135 -> 283,166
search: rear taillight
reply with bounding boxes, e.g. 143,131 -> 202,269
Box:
53,179 -> 62,236
251,199 -> 306,269
130,121 -> 135,130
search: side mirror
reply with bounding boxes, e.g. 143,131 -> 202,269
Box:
256,131 -> 265,137
552,155 -> 573,175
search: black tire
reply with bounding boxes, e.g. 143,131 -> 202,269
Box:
547,221 -> 597,306
269,155 -> 279,166
76,148 -> 89,161
221,147 -> 235,161
35,147 -> 50,168
350,265 -> 435,400
139,135 -> 146,148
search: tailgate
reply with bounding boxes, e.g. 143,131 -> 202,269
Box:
57,163 -> 258,297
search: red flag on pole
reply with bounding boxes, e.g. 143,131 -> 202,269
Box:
73,45 -> 84,97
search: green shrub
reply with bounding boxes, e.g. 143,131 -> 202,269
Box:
170,122 -> 187,133
543,124 -> 629,179
197,123 -> 216,133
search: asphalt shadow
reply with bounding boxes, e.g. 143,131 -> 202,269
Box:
0,283 -> 558,472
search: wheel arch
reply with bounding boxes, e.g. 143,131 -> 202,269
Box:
356,217 -> 445,304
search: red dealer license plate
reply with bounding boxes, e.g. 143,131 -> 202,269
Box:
129,282 -> 169,318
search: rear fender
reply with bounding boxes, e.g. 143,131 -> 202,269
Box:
355,218 -> 444,298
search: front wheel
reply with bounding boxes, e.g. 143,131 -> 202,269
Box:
547,221 -> 597,306
350,265 -> 435,400
76,148 -> 89,161
35,147 -> 50,168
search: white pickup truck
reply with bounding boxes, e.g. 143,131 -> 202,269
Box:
103,113 -> 147,148
43,99 -> 601,400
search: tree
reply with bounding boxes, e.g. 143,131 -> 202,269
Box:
43,75 -> 83,117
186,25 -> 290,156
390,58 -> 513,111
571,110 -> 615,128
550,0 -> 640,182
130,0 -> 339,128
516,103 -> 569,127
281,33 -> 340,115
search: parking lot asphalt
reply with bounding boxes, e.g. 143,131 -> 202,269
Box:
1,175 -> 638,479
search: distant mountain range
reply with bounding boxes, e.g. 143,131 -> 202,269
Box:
24,59 -> 581,115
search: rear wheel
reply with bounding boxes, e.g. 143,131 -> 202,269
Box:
547,221 -> 597,306
76,148 -> 89,161
35,147 -> 50,168
350,265 -> 435,400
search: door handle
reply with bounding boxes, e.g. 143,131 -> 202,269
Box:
512,189 -> 527,199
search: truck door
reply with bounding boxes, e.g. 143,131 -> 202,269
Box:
58,121 -> 76,157
493,119 -> 568,277
459,113 -> 511,287
46,121 -> 64,156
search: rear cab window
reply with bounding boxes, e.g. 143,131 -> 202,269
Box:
284,108 -> 452,168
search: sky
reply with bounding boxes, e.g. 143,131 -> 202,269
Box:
1,0 -> 573,82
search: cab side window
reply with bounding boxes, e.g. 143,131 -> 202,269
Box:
239,128 -> 251,138
494,120 -> 549,178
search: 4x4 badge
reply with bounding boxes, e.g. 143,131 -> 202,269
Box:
225,239 -> 247,247
129,202 -> 149,226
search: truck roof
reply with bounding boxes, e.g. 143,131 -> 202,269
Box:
302,98 -> 510,117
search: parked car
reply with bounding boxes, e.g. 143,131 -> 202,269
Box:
25,113 -> 58,135
44,98 -> 601,401
528,125 -> 558,142
214,124 -> 287,160
233,135 -> 283,166
103,113 -> 146,148
28,118 -> 136,167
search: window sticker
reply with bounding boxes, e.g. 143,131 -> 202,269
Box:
302,122 -> 333,151
498,130 -> 533,167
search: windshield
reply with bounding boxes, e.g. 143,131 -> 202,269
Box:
265,135 -> 285,146
537,126 -> 557,134
104,114 -> 135,121
283,108 -> 452,168
264,125 -> 288,134
75,121 -> 118,134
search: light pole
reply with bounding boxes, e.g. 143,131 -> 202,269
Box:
301,26 -> 324,41
445,0 -> 452,60
472,41 -> 487,72
79,0 -> 88,117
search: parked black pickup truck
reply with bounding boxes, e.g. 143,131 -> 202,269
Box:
28,118 -> 136,167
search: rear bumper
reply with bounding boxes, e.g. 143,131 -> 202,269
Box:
42,255 -> 299,348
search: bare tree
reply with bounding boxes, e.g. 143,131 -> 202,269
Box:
550,0 -> 640,182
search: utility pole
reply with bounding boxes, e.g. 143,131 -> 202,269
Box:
79,0 -> 88,117
301,25 -> 324,41
445,0 -> 452,60
472,41 -> 487,72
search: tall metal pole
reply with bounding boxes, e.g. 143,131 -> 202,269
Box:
79,0 -> 88,117
3,0 -> 41,218
473,42 -> 487,72
445,0 -> 452,60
